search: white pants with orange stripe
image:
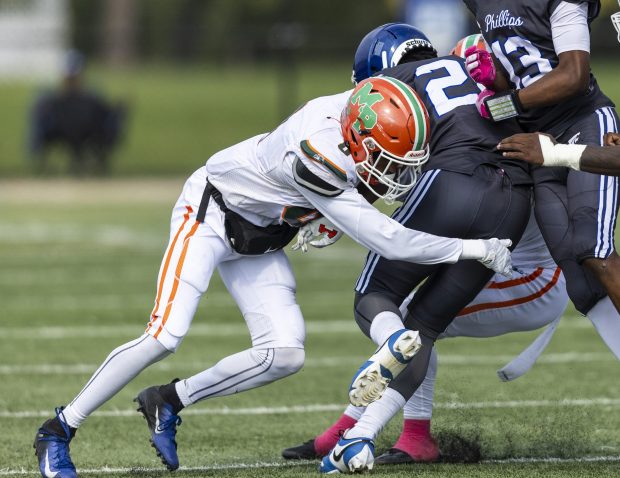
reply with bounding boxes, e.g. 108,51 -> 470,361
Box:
145,168 -> 305,353
59,170 -> 307,427
401,265 -> 569,419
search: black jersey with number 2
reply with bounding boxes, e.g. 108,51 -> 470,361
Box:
379,56 -> 532,186
463,0 -> 613,136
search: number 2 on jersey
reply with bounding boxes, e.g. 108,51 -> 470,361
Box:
415,59 -> 480,117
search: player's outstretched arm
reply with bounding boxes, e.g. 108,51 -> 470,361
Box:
295,185 -> 513,276
498,132 -> 620,176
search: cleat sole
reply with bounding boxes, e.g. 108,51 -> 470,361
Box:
349,331 -> 421,407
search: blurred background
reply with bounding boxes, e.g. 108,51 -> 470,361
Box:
0,0 -> 619,177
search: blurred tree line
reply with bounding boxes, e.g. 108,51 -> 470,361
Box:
70,0 -> 397,65
70,0 -> 618,66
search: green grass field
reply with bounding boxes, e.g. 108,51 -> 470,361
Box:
2,60 -> 620,476
2,179 -> 620,477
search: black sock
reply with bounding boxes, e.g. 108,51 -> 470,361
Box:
42,414 -> 77,439
159,378 -> 184,414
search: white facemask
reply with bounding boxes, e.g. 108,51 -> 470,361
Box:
612,0 -> 620,44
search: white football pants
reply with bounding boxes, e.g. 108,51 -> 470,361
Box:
146,168 -> 305,352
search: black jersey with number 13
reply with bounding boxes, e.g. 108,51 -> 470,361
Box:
463,0 -> 614,137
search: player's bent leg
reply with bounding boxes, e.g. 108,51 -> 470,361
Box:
137,345 -> 304,470
348,328 -> 421,407
34,194 -> 230,475
34,334 -> 170,478
175,346 -> 305,405
348,292 -> 421,407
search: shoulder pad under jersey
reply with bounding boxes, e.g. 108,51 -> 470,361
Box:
549,0 -> 600,20
292,156 -> 344,197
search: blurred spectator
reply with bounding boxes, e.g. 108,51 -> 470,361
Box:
27,50 -> 128,175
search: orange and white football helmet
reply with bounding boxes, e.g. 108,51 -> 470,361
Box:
341,76 -> 430,204
451,33 -> 489,58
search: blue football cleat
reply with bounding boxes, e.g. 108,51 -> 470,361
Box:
33,407 -> 78,478
134,385 -> 182,470
320,434 -> 375,473
349,328 -> 421,407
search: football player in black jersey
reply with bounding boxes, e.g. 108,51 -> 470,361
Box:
315,24 -> 534,473
462,1 -> 620,326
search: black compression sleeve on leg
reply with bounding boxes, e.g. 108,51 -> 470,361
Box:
354,291 -> 403,340
387,333 -> 435,400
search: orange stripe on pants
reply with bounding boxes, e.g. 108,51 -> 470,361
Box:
146,205 -> 193,333
457,267 -> 562,317
487,267 -> 544,289
153,219 -> 201,339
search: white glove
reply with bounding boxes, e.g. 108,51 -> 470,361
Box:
460,238 -> 513,277
291,217 -> 343,253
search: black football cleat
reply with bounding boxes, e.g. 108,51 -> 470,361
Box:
282,439 -> 320,460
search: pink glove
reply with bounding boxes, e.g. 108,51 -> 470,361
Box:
476,89 -> 495,120
465,46 -> 496,88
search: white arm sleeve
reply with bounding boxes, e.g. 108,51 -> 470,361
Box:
550,1 -> 590,54
296,185 -> 464,265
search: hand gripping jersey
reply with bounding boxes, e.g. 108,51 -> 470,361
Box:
205,90 -> 465,266
379,56 -> 532,186
463,0 -> 614,136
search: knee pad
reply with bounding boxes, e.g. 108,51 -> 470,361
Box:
265,347 -> 305,378
149,328 -> 184,353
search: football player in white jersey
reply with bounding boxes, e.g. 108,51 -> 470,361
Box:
33,77 -> 514,478
283,32 -> 569,466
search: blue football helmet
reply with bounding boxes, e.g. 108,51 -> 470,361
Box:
352,23 -> 437,84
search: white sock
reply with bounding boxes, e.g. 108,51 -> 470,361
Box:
370,311 -> 404,346
346,388 -> 406,440
403,348 -> 437,419
344,404 -> 366,421
176,347 -> 304,407
62,334 -> 170,428
587,296 -> 620,361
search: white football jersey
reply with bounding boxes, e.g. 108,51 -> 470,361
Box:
204,90 -> 465,266
206,91 -> 356,227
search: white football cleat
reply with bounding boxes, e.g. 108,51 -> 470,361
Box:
349,329 -> 421,407
319,433 -> 375,474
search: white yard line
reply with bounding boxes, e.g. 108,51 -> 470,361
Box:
0,318 -> 597,340
3,456 -> 620,476
483,455 -> 620,464
0,320 -> 357,339
0,352 -> 613,376
3,397 -> 620,419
